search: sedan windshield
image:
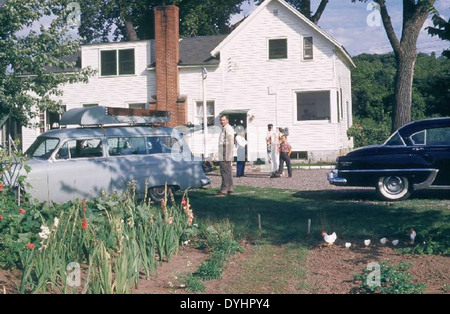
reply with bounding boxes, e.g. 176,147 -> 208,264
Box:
25,137 -> 60,159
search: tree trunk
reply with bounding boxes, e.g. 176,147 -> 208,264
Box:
125,20 -> 139,41
393,51 -> 417,130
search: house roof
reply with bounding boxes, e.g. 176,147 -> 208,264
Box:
148,34 -> 228,68
211,0 -> 356,68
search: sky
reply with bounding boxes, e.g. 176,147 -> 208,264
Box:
231,0 -> 450,56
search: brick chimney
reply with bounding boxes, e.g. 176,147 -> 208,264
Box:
154,5 -> 186,127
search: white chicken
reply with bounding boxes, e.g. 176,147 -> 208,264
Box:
322,231 -> 337,245
410,228 -> 416,244
345,242 -> 352,249
364,239 -> 371,247
380,238 -> 388,245
392,240 -> 399,246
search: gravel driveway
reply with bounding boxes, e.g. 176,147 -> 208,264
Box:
206,167 -> 348,191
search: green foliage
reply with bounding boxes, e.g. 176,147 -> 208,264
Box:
347,117 -> 392,148
0,0 -> 94,126
427,13 -> 450,58
77,0 -> 246,42
184,274 -> 206,293
354,261 -> 426,294
193,221 -> 242,282
1,185 -> 196,294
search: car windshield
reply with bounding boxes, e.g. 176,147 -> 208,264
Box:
25,137 -> 60,159
384,132 -> 405,146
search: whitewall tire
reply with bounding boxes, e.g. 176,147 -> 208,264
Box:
376,176 -> 411,201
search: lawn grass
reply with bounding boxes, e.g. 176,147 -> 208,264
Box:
190,187 -> 450,248
189,186 -> 450,293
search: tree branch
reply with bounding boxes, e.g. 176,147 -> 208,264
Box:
375,0 -> 401,54
311,0 -> 329,24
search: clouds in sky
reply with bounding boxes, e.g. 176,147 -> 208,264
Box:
233,0 -> 450,56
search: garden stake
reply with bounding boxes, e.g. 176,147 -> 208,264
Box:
308,219 -> 311,235
258,214 -> 262,231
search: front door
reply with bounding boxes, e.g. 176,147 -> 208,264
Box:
227,113 -> 247,160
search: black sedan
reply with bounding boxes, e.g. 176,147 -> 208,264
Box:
328,117 -> 450,201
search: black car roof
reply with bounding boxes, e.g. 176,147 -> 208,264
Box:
398,117 -> 450,137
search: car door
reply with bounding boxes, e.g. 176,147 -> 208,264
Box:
48,138 -> 112,203
410,127 -> 450,186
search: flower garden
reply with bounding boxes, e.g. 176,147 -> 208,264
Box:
0,179 -> 201,294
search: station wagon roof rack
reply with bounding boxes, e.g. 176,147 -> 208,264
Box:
60,106 -> 171,127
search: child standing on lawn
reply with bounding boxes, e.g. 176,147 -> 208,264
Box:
278,135 -> 292,178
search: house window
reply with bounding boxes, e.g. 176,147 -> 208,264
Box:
269,39 -> 287,60
83,104 -> 98,108
303,37 -> 313,60
101,49 -> 135,76
296,91 -> 331,121
196,101 -> 215,126
128,103 -> 147,110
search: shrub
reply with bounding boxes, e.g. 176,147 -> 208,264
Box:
348,118 -> 392,148
354,261 -> 426,294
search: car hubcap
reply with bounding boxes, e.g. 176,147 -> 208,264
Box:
383,176 -> 405,195
151,187 -> 166,199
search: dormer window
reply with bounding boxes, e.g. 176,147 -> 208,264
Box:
268,38 -> 287,60
303,37 -> 313,60
100,49 -> 135,76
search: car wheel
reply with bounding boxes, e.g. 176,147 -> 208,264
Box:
376,176 -> 411,201
148,186 -> 171,203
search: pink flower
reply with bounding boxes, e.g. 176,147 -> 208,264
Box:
19,208 -> 26,215
167,217 -> 174,225
182,198 -> 187,207
26,243 -> 35,250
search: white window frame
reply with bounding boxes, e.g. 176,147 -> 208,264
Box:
267,37 -> 288,61
195,101 -> 215,126
99,48 -> 136,77
292,88 -> 333,125
302,36 -> 314,61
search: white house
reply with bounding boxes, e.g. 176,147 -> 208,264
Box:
22,0 -> 355,162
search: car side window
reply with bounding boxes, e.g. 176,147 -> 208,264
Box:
411,130 -> 426,145
55,139 -> 103,160
107,137 -> 147,156
427,127 -> 450,146
384,132 -> 405,146
146,136 -> 183,155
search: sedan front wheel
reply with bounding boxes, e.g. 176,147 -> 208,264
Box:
376,176 -> 411,201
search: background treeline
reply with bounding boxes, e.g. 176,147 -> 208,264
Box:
349,53 -> 450,147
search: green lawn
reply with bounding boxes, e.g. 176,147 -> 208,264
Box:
189,186 -> 450,293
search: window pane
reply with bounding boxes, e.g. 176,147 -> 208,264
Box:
269,39 -> 287,59
26,138 -> 60,159
304,37 -> 313,60
119,49 -> 135,75
69,139 -> 103,159
108,137 -> 146,156
129,103 -> 146,109
297,91 -> 330,121
147,136 -> 182,155
411,131 -> 426,145
427,127 -> 450,145
196,101 -> 215,126
101,50 -> 117,76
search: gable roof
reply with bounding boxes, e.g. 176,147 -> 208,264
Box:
149,35 -> 228,68
211,0 -> 355,68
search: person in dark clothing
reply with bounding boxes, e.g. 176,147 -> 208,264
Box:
278,135 -> 292,178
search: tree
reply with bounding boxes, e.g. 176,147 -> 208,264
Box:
0,0 -> 93,127
353,0 -> 436,131
255,0 -> 330,24
77,0 -> 247,43
427,13 -> 450,58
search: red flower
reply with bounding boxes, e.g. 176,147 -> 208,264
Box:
0,182 -> 4,191
26,243 -> 35,250
182,198 -> 187,207
0,215 -> 3,221
19,208 -> 26,215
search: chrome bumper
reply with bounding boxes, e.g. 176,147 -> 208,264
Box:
327,170 -> 347,186
201,178 -> 211,186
